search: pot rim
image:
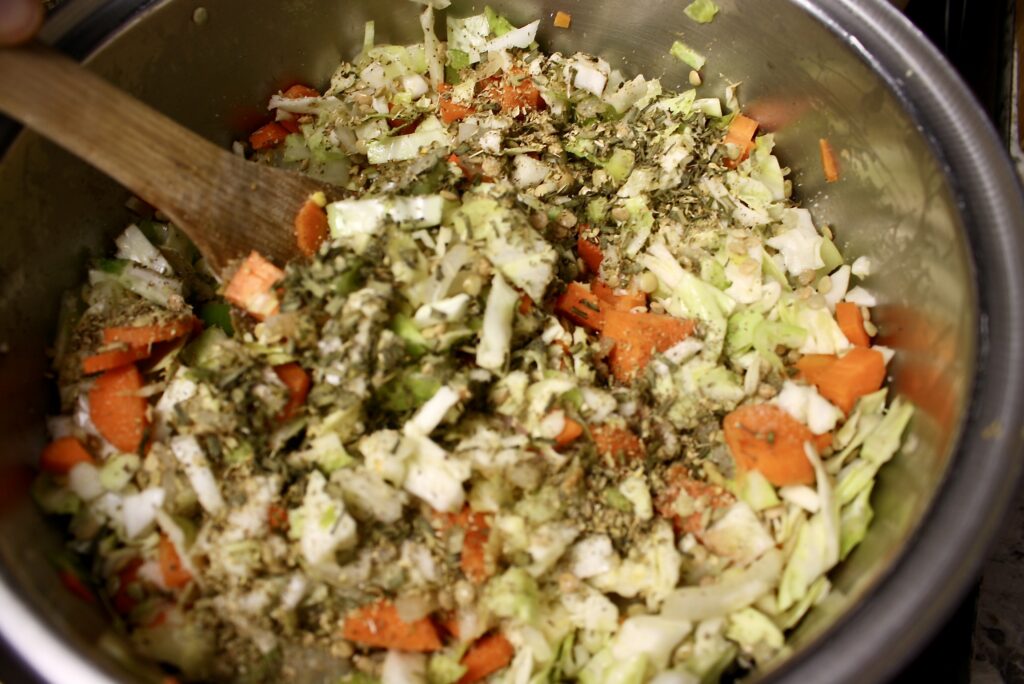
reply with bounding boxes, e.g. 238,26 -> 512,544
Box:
763,0 -> 1024,681
1,1 -> 1022,683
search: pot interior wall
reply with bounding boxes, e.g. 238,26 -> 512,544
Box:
0,0 -> 974,681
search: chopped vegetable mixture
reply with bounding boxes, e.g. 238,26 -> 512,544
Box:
39,3 -> 912,683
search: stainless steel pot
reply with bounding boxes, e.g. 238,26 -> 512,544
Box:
1,0 -> 1022,682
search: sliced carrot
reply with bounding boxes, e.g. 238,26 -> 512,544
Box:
591,280 -> 646,311
601,309 -> 695,383
497,77 -> 542,115
294,198 -> 329,257
279,118 -> 301,135
82,345 -> 151,375
435,507 -> 493,584
223,251 -> 285,320
654,464 -> 734,535
518,294 -> 534,316
554,282 -> 606,331
342,600 -> 443,652
282,84 -> 320,99
59,569 -> 96,604
555,417 -> 584,448
792,353 -> 833,377
249,122 -> 289,150
267,504 -> 289,532
723,113 -> 758,167
459,633 -> 515,684
273,363 -> 311,422
722,404 -> 832,486
796,347 -> 886,414
158,535 -> 191,589
820,138 -> 840,183
103,316 -> 196,347
460,511 -> 491,584
553,11 -> 572,29
88,365 -> 148,453
40,437 -> 96,475
836,301 -> 871,348
438,83 -> 477,124
592,424 -> 644,462
577,236 -> 604,274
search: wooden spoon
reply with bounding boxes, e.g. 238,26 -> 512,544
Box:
0,43 -> 334,276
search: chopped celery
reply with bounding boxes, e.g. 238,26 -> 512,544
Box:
671,40 -> 706,71
377,370 -> 443,413
603,148 -> 636,184
392,313 -> 430,358
819,235 -> 844,273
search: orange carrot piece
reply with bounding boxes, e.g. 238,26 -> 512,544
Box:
342,600 -> 443,652
88,365 -> 148,453
498,77 -> 542,115
796,347 -> 886,414
591,280 -> 646,311
553,11 -> 572,29
279,118 -> 301,135
267,504 -> 289,532
460,511 -> 491,584
592,424 -> 644,462
577,236 -> 604,274
554,282 -> 606,331
40,437 -> 96,475
223,251 -> 285,320
282,84 -> 320,99
103,316 -> 196,347
82,345 -> 151,375
819,138 -> 840,182
273,363 -> 311,422
654,463 -> 734,535
438,84 -> 477,124
158,535 -> 191,589
434,508 -> 493,583
294,199 -> 329,257
724,113 -> 758,166
249,122 -> 289,150
518,294 -> 534,316
59,569 -> 96,603
835,301 -> 871,347
555,417 -> 584,448
448,153 -> 484,182
723,404 -> 827,486
459,633 -> 515,684
601,309 -> 695,383
112,558 -> 143,615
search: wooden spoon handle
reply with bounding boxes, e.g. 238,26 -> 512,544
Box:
0,43 -> 319,273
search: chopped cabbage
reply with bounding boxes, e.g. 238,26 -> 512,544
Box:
662,549 -> 783,621
476,272 -> 518,371
367,116 -> 449,164
484,567 -> 540,624
701,501 -> 775,566
766,208 -> 825,276
612,616 -> 693,671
